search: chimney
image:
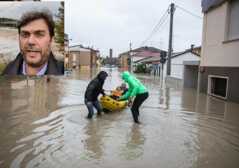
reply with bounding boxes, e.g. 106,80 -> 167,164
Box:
109,48 -> 113,58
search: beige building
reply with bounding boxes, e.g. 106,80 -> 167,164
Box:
200,0 -> 239,102
118,46 -> 163,71
69,45 -> 99,69
118,51 -> 130,70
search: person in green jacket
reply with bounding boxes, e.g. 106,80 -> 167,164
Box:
119,71 -> 149,123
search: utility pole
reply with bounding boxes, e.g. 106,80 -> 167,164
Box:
166,3 -> 175,76
160,62 -> 164,89
128,42 -> 132,72
160,51 -> 166,88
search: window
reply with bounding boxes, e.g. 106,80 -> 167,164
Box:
228,0 -> 239,40
208,75 -> 229,99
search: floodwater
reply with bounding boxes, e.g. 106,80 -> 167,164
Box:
0,68 -> 239,168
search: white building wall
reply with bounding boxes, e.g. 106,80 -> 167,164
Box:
164,52 -> 200,79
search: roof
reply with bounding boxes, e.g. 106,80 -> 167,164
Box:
69,45 -> 99,52
135,48 -> 200,64
171,46 -> 201,58
135,56 -> 162,64
201,0 -> 227,13
132,50 -> 161,58
132,46 -> 165,53
171,50 -> 200,59
118,46 -> 166,56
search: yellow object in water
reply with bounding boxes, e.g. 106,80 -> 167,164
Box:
100,95 -> 127,111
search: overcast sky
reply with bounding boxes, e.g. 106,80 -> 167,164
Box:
0,1 -> 60,20
65,0 -> 203,57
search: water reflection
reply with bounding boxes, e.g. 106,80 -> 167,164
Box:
82,108 -> 125,162
69,68 -> 98,80
120,125 -> 145,160
83,119 -> 104,160
0,76 -> 62,168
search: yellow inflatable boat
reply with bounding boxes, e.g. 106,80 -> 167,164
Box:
100,95 -> 127,112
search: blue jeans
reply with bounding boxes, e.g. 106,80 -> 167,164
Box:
85,99 -> 102,118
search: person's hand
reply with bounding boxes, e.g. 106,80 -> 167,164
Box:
102,89 -> 106,96
128,98 -> 133,107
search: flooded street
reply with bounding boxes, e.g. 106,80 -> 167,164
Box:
0,68 -> 239,168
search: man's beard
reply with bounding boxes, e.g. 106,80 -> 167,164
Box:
22,46 -> 50,68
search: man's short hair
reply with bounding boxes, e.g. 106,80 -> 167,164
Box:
17,10 -> 55,37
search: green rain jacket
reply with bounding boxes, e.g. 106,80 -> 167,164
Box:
119,71 -> 148,100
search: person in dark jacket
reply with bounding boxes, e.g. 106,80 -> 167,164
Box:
84,71 -> 108,119
2,52 -> 64,75
1,10 -> 64,76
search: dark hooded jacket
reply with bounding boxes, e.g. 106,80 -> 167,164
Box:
2,52 -> 64,75
84,71 -> 108,101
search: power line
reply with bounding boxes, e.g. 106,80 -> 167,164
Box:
142,15 -> 169,46
140,9 -> 169,46
146,15 -> 170,48
172,4 -> 202,47
139,3 -> 202,49
158,14 -> 170,33
175,5 -> 203,20
140,7 -> 170,46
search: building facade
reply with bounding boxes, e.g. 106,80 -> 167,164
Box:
200,0 -> 239,102
118,46 -> 164,71
165,47 -> 201,89
69,45 -> 99,69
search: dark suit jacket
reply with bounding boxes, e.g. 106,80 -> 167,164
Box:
2,52 -> 64,75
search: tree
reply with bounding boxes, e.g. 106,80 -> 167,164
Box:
54,2 -> 64,48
